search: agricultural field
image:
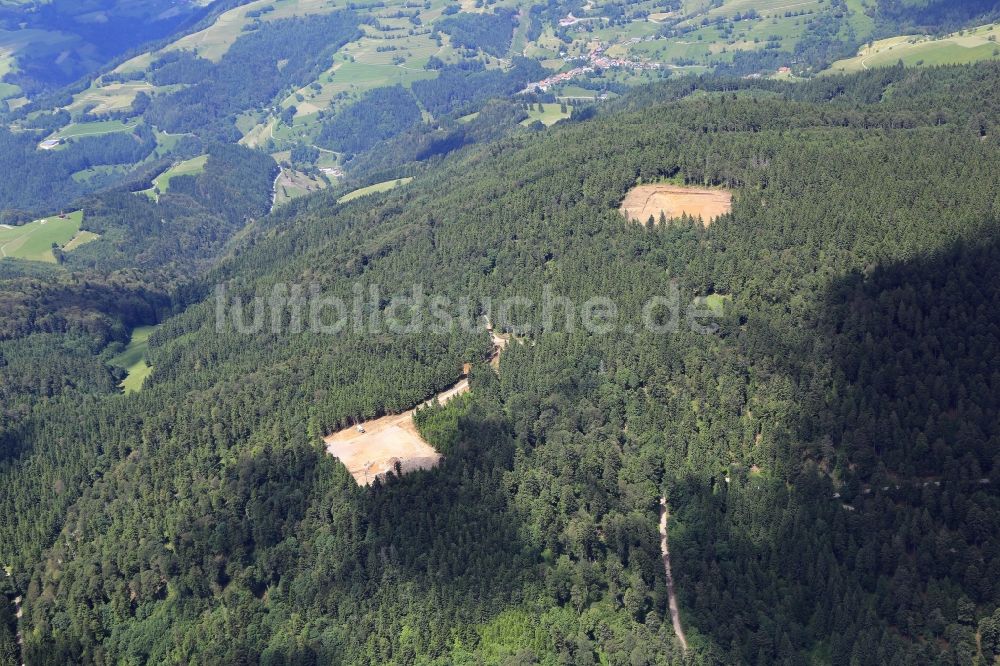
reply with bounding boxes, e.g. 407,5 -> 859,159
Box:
0,210 -> 86,263
109,325 -> 157,394
152,129 -> 190,157
278,47 -> 439,122
140,154 -> 209,200
65,80 -> 167,116
825,23 -> 1000,73
0,51 -> 19,101
62,230 -> 100,252
338,177 -> 413,203
621,8 -> 830,68
114,0 -> 341,70
15,0 -> 876,160
1,0 -> 893,187
0,26 -> 80,91
273,168 -> 329,206
71,164 -> 130,184
520,102 -> 572,126
700,0 -> 824,21
43,119 -> 139,146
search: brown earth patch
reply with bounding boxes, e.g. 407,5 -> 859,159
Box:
324,379 -> 469,486
621,184 -> 732,226
324,321 -> 509,486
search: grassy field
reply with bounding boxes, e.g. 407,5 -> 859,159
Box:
520,103 -> 572,126
153,129 -> 190,157
0,27 -> 79,78
0,210 -> 84,263
274,168 -> 329,206
179,0 -> 339,60
46,119 -> 139,144
281,57 -> 438,118
703,0 -> 824,20
141,154 -> 209,200
71,164 -> 129,184
62,230 -> 100,252
554,84 -> 622,100
623,8 -> 822,67
109,325 -> 157,394
65,80 -> 172,116
338,177 -> 413,203
826,23 -> 1000,72
698,293 -> 731,315
113,0 -> 341,69
0,52 -> 19,100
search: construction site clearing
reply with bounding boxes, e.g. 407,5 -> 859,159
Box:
324,326 -> 508,486
620,184 -> 732,225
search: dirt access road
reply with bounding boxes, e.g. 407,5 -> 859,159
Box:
659,497 -> 688,651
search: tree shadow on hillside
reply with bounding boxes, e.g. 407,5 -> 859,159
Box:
665,235 -> 1000,664
246,404 -> 529,663
114,403 -> 528,665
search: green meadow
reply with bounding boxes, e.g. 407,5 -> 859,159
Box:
338,177 -> 413,203
0,210 -> 85,263
109,325 -> 158,394
520,103 -> 572,127
141,155 -> 209,200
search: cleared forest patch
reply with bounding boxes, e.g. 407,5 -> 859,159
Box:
325,321 -> 509,485
621,184 -> 732,225
324,379 -> 470,485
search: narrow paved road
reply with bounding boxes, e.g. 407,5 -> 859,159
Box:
659,497 -> 688,651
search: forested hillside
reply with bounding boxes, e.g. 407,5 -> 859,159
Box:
5,0 -> 999,225
0,61 -> 998,664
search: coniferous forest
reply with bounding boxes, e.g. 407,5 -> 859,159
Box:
0,61 -> 999,664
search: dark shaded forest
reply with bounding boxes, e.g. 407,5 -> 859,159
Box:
435,9 -> 517,57
317,85 -> 423,155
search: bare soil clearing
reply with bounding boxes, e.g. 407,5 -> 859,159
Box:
324,323 -> 509,486
621,184 -> 732,225
324,379 -> 469,485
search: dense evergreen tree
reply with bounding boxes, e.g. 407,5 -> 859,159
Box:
317,86 -> 423,155
435,9 -> 517,57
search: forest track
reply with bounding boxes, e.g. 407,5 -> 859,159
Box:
270,168 -> 282,211
659,498 -> 688,651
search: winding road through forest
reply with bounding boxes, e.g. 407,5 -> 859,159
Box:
659,497 -> 688,651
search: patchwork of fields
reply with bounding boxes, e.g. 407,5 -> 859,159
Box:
0,211 -> 92,263
1,0 -> 987,229
826,23 -> 1000,72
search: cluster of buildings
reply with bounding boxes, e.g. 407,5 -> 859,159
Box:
558,13 -> 606,27
522,65 -> 595,92
589,43 -> 661,72
521,43 -> 661,93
